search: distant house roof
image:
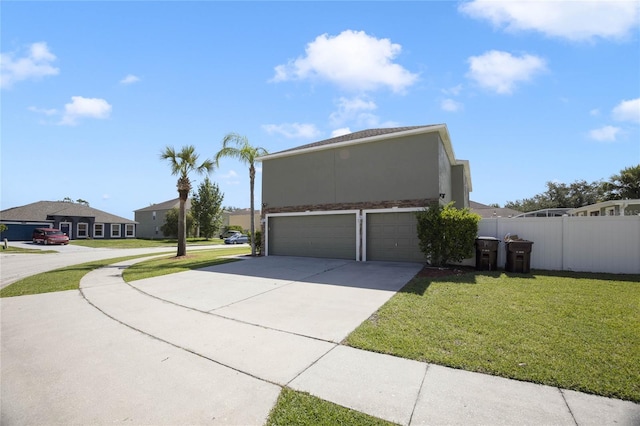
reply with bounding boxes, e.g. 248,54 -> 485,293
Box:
470,201 -> 522,218
0,201 -> 136,224
135,198 -> 191,212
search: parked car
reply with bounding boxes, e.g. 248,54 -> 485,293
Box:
32,228 -> 70,245
219,230 -> 241,239
224,233 -> 249,244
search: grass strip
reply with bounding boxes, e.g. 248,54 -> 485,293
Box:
345,271 -> 640,402
266,388 -> 396,426
0,254 -> 159,298
123,247 -> 250,282
1,246 -> 57,254
70,237 -> 224,249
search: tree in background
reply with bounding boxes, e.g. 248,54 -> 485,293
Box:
161,208 -> 194,238
160,145 -> 214,257
504,165 -> 638,212
214,133 -> 268,256
416,203 -> 481,267
191,176 -> 224,239
603,165 -> 640,200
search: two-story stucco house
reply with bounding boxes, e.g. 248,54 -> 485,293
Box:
258,124 -> 472,262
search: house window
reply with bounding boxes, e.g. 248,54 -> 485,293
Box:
155,226 -> 159,235
153,211 -> 156,221
125,224 -> 135,238
77,222 -> 89,238
111,224 -> 121,238
94,223 -> 104,238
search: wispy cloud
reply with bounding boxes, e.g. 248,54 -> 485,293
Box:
459,0 -> 640,42
271,30 -> 418,94
441,98 -> 463,112
220,170 -> 240,185
331,128 -> 352,138
466,50 -> 547,95
60,96 -> 112,126
120,74 -> 140,85
28,106 -> 58,116
1,42 -> 59,89
612,98 -> 640,123
262,123 -> 320,139
589,125 -> 621,142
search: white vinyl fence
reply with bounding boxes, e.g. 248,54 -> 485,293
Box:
471,216 -> 640,274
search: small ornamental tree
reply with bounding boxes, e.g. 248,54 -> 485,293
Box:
191,177 -> 224,240
161,208 -> 195,238
416,202 -> 481,267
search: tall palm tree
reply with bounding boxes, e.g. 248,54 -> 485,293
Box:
215,133 -> 268,256
160,145 -> 214,257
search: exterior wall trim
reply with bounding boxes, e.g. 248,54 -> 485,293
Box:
362,207 -> 423,262
264,209 -> 361,261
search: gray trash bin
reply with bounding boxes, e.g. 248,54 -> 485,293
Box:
504,237 -> 533,273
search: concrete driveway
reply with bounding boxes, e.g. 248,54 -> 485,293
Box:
1,255 -> 423,425
3,254 -> 638,425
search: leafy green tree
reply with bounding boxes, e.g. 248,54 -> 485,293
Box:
505,180 -> 605,212
191,177 -> 224,239
160,145 -> 214,256
416,203 -> 481,267
214,133 -> 268,256
161,208 -> 194,238
604,165 -> 640,200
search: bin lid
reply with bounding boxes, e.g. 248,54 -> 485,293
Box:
476,236 -> 500,241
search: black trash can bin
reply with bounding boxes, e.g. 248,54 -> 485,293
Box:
475,237 -> 500,271
504,237 -> 534,273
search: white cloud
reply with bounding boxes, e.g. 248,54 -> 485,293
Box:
60,96 -> 112,126
589,125 -> 621,142
466,50 -> 547,95
220,170 -> 240,185
1,42 -> 59,89
28,106 -> 58,116
612,98 -> 640,123
120,74 -> 140,85
329,96 -> 379,126
442,84 -> 463,96
271,30 -> 418,93
262,123 -> 320,139
459,0 -> 640,42
590,108 -> 600,117
441,98 -> 464,112
331,128 -> 352,137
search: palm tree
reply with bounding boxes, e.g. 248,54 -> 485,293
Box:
160,145 -> 213,257
215,133 -> 268,256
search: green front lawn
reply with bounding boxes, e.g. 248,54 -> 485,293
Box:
0,247 -> 250,297
266,388 -> 394,426
345,270 -> 640,402
123,247 -> 250,282
70,237 -> 224,249
0,254 -> 156,297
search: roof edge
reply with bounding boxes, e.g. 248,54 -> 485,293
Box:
257,125 -> 450,162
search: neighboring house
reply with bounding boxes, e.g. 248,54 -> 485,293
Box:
258,124 -> 472,262
134,198 -> 192,239
223,209 -> 261,232
470,201 -> 521,218
567,199 -> 640,217
0,201 -> 136,241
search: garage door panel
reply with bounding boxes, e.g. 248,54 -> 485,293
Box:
269,214 -> 356,260
367,212 -> 423,262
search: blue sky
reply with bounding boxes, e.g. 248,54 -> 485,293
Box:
2,1 -> 639,220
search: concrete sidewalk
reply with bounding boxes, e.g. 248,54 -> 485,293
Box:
2,255 -> 638,425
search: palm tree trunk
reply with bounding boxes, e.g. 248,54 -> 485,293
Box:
178,192 -> 187,257
249,165 -> 256,256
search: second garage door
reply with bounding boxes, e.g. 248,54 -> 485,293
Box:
268,214 -> 357,260
366,211 -> 424,262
